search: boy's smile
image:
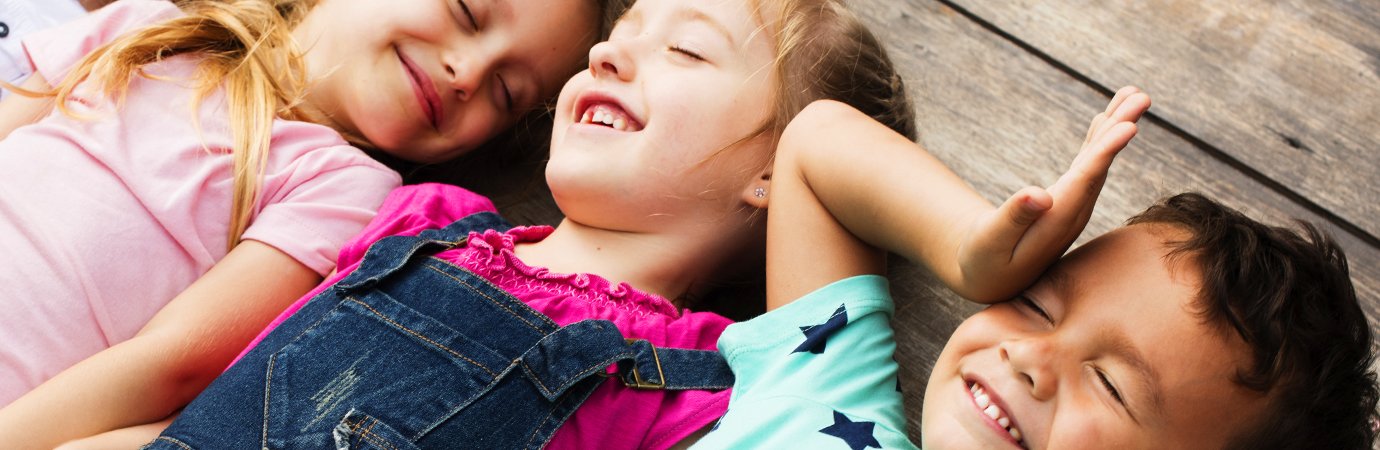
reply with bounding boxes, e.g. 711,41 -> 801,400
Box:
923,224 -> 1272,449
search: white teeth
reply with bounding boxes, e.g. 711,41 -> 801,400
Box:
579,104 -> 641,131
969,382 -> 1024,444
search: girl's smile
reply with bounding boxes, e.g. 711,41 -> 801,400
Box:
396,46 -> 443,129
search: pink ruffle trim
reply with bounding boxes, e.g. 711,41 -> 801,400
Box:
448,226 -> 682,318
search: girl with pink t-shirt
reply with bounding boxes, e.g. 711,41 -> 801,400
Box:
138,0 -> 918,449
0,0 -> 628,446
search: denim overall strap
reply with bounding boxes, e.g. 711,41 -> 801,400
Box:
520,320 -> 735,401
335,211 -> 512,292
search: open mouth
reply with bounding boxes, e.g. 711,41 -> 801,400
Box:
968,381 -> 1027,448
396,46 -> 442,129
575,99 -> 643,132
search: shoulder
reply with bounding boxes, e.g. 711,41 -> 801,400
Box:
692,395 -> 917,450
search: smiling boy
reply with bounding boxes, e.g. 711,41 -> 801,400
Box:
691,86 -> 1377,449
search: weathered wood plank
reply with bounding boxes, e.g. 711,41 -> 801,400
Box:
849,0 -> 1380,443
936,0 -> 1380,241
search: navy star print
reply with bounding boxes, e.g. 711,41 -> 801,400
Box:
819,410 -> 882,450
793,304 -> 848,354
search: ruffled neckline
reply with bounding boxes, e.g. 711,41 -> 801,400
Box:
454,226 -> 682,318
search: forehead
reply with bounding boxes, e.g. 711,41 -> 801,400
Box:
618,0 -> 774,48
1048,226 -> 1269,439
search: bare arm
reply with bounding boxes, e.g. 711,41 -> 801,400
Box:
768,88 -> 1149,308
0,241 -> 321,448
0,73 -> 56,141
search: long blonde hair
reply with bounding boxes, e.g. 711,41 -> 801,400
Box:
23,0 -> 316,252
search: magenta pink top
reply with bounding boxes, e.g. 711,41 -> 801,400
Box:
242,183 -> 733,450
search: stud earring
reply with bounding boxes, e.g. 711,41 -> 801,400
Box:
753,187 -> 767,199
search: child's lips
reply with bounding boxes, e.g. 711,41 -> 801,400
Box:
396,47 -> 443,129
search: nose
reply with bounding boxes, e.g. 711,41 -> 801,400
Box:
588,40 -> 635,81
443,56 -> 490,103
1000,337 -> 1058,399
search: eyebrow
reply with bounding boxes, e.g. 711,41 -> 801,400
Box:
674,8 -> 737,47
1102,327 -> 1168,422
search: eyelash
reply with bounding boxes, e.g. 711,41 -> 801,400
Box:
496,73 -> 514,111
669,45 -> 705,61
1017,295 -> 1053,323
1096,370 -> 1126,405
457,0 -> 479,30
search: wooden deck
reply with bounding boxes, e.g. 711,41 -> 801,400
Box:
479,0 -> 1379,444
848,0 -> 1380,444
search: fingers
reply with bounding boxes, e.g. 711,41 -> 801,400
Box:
966,187 -> 1053,262
1085,87 -> 1148,145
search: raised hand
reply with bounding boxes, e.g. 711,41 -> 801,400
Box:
955,86 -> 1151,302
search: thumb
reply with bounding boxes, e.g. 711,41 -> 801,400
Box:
966,187 -> 1052,260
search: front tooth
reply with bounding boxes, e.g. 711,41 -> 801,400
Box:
975,393 -> 991,408
984,405 -> 1001,420
583,110 -> 594,123
613,118 -> 626,131
1009,427 -> 1022,441
998,417 -> 1010,428
594,110 -> 606,124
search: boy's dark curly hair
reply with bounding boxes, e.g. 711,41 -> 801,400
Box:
1128,193 -> 1378,449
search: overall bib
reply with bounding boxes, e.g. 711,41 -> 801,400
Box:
147,212 -> 734,449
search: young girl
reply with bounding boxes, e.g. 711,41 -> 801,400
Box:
136,0 -> 920,448
0,0 -> 627,446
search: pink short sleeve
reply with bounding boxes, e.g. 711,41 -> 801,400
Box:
22,0 -> 181,83
239,151 -> 403,276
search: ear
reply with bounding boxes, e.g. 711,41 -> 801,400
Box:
742,168 -> 772,209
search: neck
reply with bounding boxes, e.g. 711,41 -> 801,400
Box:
514,218 -> 748,302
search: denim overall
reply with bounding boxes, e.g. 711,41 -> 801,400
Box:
146,212 -> 735,449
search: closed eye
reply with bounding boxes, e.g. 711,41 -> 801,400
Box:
1017,295 -> 1053,324
496,73 -> 514,112
669,45 -> 705,61
457,0 -> 479,31
1096,369 -> 1126,406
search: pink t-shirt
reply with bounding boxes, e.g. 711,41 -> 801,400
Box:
246,184 -> 733,450
0,0 -> 401,405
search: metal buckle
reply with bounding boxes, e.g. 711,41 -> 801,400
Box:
623,338 -> 666,390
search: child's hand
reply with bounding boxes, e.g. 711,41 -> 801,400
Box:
956,86 -> 1151,302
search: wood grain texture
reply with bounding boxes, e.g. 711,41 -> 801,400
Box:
849,0 -> 1380,443
937,0 -> 1380,240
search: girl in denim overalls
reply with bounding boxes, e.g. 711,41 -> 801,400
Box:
139,0 -> 917,449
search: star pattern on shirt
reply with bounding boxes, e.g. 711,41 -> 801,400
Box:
819,410 -> 882,450
793,304 -> 849,354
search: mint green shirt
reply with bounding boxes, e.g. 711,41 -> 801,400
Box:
691,275 -> 920,450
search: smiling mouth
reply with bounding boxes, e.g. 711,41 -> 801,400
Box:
578,103 -> 643,132
396,47 -> 442,129
969,381 -> 1028,448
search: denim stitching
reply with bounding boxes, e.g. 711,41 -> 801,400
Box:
151,437 -> 194,450
357,418 -> 399,450
262,354 -> 275,448
423,263 -> 551,332
344,296 -> 498,378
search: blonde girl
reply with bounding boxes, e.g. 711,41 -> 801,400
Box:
0,0 -> 628,446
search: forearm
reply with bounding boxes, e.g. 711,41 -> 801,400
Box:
779,100 -> 992,296
0,334 -> 214,448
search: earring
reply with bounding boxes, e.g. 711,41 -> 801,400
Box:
753,187 -> 767,199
